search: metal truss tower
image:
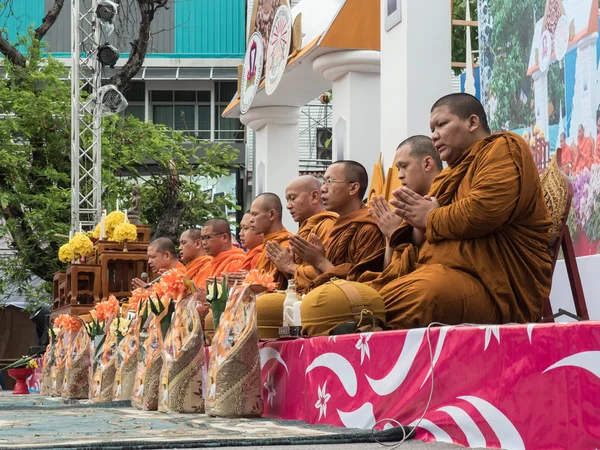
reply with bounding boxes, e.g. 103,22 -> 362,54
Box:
71,0 -> 102,232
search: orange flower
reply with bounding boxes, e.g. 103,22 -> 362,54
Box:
66,316 -> 82,332
54,314 -> 72,329
95,295 -> 120,322
158,267 -> 188,301
129,287 -> 150,312
243,269 -> 278,291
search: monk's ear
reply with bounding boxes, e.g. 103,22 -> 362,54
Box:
349,181 -> 360,197
468,114 -> 480,133
311,190 -> 320,204
423,156 -> 433,172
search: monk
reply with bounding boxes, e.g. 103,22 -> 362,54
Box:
265,175 -> 337,293
249,193 -> 293,288
558,132 -> 573,175
355,135 -> 443,289
380,93 -> 552,328
595,117 -> 600,165
179,228 -> 212,288
289,161 -> 386,289
131,237 -> 185,289
239,211 -> 264,271
574,124 -> 592,174
196,218 -> 246,288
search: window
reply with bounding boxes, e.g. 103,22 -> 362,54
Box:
122,82 -> 146,121
151,90 -> 210,138
215,82 -> 244,142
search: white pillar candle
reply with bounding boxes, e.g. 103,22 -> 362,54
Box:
100,210 -> 107,240
116,199 -> 120,212
124,209 -> 128,223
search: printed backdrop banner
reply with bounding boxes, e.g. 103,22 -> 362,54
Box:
478,0 -> 600,258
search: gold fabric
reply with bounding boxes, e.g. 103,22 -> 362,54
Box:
382,132 -> 553,328
301,280 -> 386,337
62,328 -> 90,399
131,326 -> 164,411
113,318 -> 140,401
540,157 -> 568,256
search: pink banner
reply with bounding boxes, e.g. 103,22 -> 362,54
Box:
259,323 -> 600,449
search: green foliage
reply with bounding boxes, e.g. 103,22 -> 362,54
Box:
452,0 -> 479,76
0,39 -> 239,311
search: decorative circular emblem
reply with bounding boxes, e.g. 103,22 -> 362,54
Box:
554,15 -> 569,62
538,29 -> 552,73
241,31 -> 265,115
265,5 -> 292,96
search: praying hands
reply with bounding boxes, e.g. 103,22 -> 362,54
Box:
265,241 -> 298,276
390,186 -> 439,231
369,195 -> 403,240
289,233 -> 333,274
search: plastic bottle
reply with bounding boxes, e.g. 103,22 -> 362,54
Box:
282,279 -> 299,327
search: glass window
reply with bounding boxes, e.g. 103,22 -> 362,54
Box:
124,82 -> 145,102
198,105 -> 211,140
197,91 -> 211,103
217,82 -> 237,102
152,105 -> 173,128
175,90 -> 196,102
151,90 -> 173,102
124,105 -> 145,121
174,105 -> 195,133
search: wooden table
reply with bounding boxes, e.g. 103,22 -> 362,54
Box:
65,263 -> 102,306
98,251 -> 155,301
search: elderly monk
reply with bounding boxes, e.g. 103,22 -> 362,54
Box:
558,132 -> 573,175
195,218 -> 246,287
131,237 -> 184,289
239,211 -> 264,270
574,124 -> 593,174
179,228 -> 211,288
265,176 -> 337,292
289,161 -> 386,289
356,135 -> 443,289
381,93 -> 552,329
249,193 -> 292,288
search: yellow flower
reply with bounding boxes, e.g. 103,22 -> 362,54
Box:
69,232 -> 94,258
105,211 -> 125,240
111,223 -> 138,243
89,224 -> 100,239
58,243 -> 74,263
28,360 -> 38,369
118,319 -> 131,336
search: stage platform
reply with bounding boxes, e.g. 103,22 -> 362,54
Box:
258,322 -> 600,449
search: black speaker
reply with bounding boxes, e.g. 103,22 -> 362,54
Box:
29,305 -> 50,348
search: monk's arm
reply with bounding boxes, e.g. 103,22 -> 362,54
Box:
427,149 -> 521,242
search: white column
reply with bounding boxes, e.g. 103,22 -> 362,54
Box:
379,0 -> 451,169
240,106 -> 300,232
313,50 -> 381,175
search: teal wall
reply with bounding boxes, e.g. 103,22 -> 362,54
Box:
1,1 -> 44,49
175,0 -> 245,57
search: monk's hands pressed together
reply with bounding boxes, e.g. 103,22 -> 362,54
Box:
265,241 -> 298,276
369,195 -> 403,240
289,233 -> 333,274
390,187 -> 440,231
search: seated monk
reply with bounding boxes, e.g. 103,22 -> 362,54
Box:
132,237 -> 185,289
574,124 -> 592,174
248,193 -> 292,338
377,93 -> 552,329
179,228 -> 212,288
289,160 -> 386,289
239,211 -> 264,271
356,135 -> 443,290
558,132 -> 573,175
265,175 -> 337,294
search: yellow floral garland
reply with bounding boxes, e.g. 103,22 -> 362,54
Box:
105,211 -> 125,240
58,243 -> 74,263
70,232 -> 94,258
112,223 -> 137,243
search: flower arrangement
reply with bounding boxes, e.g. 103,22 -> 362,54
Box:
243,269 -> 278,290
89,224 -> 101,239
207,276 -> 229,330
2,355 -> 39,370
128,287 -> 150,313
105,211 -> 125,240
109,316 -> 132,343
58,243 -> 74,263
112,222 -> 137,244
54,314 -> 82,333
69,232 -> 94,259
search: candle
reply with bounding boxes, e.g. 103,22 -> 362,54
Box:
100,210 -> 107,240
116,199 -> 120,211
79,222 -> 82,233
69,230 -> 73,239
124,209 -> 128,223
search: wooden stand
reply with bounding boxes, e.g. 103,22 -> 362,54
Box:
98,250 -> 154,301
65,263 -> 102,306
52,271 -> 66,310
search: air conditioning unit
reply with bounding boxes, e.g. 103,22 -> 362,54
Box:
316,127 -> 332,161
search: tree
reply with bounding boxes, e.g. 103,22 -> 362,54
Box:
0,43 -> 238,310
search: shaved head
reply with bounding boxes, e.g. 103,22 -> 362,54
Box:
149,237 -> 176,255
286,176 -> 325,223
254,193 -> 283,217
330,160 -> 369,200
250,192 -> 284,235
182,228 -> 202,241
287,175 -> 321,193
179,228 -> 205,263
202,218 -> 231,236
431,93 -> 490,134
398,135 -> 443,171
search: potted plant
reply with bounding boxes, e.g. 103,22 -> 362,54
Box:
3,356 -> 39,395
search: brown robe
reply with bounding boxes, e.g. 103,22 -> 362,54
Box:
381,132 -> 553,328
304,205 -> 386,290
255,228 -> 293,289
294,211 -> 338,293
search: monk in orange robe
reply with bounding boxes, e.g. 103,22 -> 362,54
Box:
249,193 -> 293,288
558,132 -> 574,175
574,124 -> 593,174
178,228 -> 212,289
289,161 -> 386,290
265,176 -> 337,293
132,237 -> 184,289
381,93 -> 552,328
595,118 -> 600,165
239,212 -> 264,271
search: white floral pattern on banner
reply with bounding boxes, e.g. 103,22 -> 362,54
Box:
479,325 -> 500,350
315,381 -> 331,420
355,333 -> 373,365
263,372 -> 276,407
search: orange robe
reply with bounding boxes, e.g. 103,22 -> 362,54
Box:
595,134 -> 600,164
381,132 -> 553,329
294,211 -> 337,293
575,136 -> 593,174
241,245 -> 263,271
560,143 -> 573,174
207,247 -> 246,276
255,228 -> 292,289
305,206 -> 386,290
184,255 -> 212,288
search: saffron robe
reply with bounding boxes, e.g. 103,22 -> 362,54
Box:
240,245 -> 263,271
381,132 -> 553,329
207,247 -> 247,277
575,136 -> 593,174
559,143 -> 573,174
255,228 -> 292,289
303,206 -> 386,290
184,256 -> 212,289
294,211 -> 337,294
